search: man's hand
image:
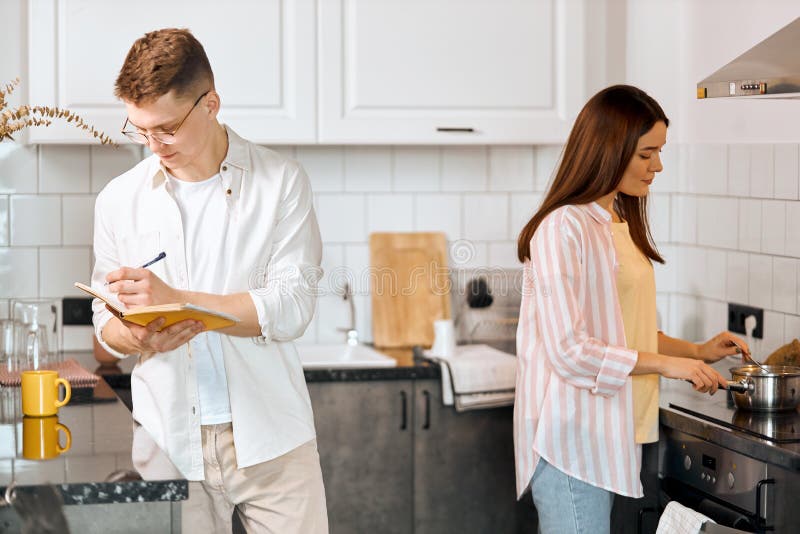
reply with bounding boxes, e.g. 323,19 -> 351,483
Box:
696,331 -> 750,363
106,267 -> 182,308
123,317 -> 204,354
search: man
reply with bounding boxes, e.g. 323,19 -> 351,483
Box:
91,28 -> 327,533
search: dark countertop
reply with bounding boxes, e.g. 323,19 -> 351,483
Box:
0,354 -> 187,506
659,372 -> 800,472
73,347 -> 442,388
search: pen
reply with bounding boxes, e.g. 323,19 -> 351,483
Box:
104,251 -> 167,286
140,251 -> 167,269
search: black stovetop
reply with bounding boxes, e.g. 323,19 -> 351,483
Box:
669,391 -> 800,444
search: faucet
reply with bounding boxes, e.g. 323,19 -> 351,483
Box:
337,282 -> 358,346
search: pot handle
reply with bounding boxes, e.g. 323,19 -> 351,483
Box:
725,378 -> 754,393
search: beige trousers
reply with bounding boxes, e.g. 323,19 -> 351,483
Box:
182,423 -> 328,534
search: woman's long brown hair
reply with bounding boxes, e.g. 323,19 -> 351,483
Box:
517,85 -> 668,264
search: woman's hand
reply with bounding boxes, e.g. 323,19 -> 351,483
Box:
106,267 -> 182,308
696,331 -> 750,363
659,355 -> 728,394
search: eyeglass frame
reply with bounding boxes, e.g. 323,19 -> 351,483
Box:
121,90 -> 210,145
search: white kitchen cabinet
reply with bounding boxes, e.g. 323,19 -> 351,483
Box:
318,0 -> 589,144
27,0 -> 316,144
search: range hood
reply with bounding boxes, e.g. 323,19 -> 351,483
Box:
697,17 -> 800,99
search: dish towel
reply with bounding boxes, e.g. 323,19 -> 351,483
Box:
425,344 -> 516,412
0,358 -> 100,388
656,501 -> 716,534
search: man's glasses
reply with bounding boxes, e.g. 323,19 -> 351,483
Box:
121,90 -> 210,145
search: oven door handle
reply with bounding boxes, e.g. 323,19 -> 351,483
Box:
755,478 -> 775,529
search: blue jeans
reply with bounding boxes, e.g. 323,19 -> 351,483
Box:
530,459 -> 614,534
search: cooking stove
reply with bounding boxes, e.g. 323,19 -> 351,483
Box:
661,392 -> 800,532
669,392 -> 800,444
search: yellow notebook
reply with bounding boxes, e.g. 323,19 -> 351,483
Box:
74,282 -> 240,331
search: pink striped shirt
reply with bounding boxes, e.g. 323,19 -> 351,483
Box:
514,202 -> 642,499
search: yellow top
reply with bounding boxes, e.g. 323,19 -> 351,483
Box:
611,221 -> 659,444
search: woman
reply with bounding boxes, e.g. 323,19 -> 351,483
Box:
514,85 -> 747,533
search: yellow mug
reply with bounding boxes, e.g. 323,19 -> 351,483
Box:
22,415 -> 72,460
21,370 -> 71,417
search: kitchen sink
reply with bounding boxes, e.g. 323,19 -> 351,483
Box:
296,344 -> 397,369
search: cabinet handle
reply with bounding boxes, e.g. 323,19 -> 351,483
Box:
400,391 -> 408,431
436,127 -> 475,133
422,390 -> 431,430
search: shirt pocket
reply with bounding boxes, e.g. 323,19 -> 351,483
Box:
118,231 -> 162,270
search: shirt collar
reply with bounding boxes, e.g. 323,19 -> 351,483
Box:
148,124 -> 249,189
583,201 -> 613,224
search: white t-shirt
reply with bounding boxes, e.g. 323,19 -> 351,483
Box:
168,172 -> 232,424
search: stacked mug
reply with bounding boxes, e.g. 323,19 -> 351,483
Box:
0,300 -> 72,460
20,369 -> 72,460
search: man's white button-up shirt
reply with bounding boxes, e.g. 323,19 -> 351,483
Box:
91,126 -> 322,480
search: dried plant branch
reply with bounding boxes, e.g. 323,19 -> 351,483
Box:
0,77 -> 116,145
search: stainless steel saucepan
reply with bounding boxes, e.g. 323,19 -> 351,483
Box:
725,364 -> 800,412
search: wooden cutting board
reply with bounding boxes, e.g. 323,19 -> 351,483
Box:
370,232 -> 451,349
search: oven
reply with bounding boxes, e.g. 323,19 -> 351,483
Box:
659,421 -> 800,532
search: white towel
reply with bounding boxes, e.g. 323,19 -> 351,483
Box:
426,344 -> 516,411
656,501 -> 716,534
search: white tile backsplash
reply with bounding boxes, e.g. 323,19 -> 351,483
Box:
0,248 -> 37,298
366,194 -> 413,233
771,257 -> 797,314
773,144 -> 799,200
510,193 -> 542,242
415,194 -> 461,239
785,201 -> 800,258
442,147 -> 487,192
316,194 -> 366,243
463,194 -> 508,240
0,196 -> 6,246
39,146 -> 90,193
696,196 -> 737,248
671,195 -> 697,244
749,144 -> 774,199
10,195 -> 61,246
760,200 -> 786,255
760,310 -> 785,356
39,248 -> 91,298
698,298 -> 727,342
726,251 -> 749,304
0,143 -> 37,194
687,144 -> 727,195
393,147 -> 440,192
62,195 -> 95,246
344,147 -> 392,192
2,139 -> 799,351
534,145 -> 561,192
727,144 -> 750,197
748,254 -> 772,310
489,147 -> 534,192
737,199 -> 761,252
488,241 -> 519,269
90,145 -> 142,193
296,146 -> 344,193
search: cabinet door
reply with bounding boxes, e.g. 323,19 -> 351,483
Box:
307,380 -> 413,534
27,0 -> 315,144
412,380 -> 523,534
319,0 -> 588,144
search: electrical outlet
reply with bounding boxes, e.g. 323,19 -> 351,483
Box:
727,303 -> 763,339
62,297 -> 94,326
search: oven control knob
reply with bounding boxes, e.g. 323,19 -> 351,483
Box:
712,476 -> 716,484
727,472 -> 735,489
684,455 -> 692,470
